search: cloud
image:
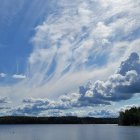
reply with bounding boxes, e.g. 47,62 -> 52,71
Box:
0,73 -> 26,79
12,97 -> 119,117
12,95 -> 79,116
12,74 -> 26,79
0,73 -> 7,78
22,0 -> 140,98
46,110 -> 64,117
23,98 -> 49,104
120,104 -> 140,112
88,109 -> 118,118
5,52 -> 140,116
0,97 -> 9,103
11,92 -> 82,116
1,0 -> 140,99
118,53 -> 140,75
78,52 -> 140,104
0,97 -> 11,116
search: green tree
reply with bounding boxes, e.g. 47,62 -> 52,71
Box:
119,107 -> 140,125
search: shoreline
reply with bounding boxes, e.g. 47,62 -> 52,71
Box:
0,116 -> 118,124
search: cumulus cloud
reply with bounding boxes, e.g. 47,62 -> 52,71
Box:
23,98 -> 49,104
0,97 -> 9,103
12,97 -> 119,117
120,104 -> 140,112
12,95 -> 79,116
88,109 -> 118,118
11,92 -> 82,116
117,53 -> 140,75
78,52 -> 140,104
0,97 -> 11,116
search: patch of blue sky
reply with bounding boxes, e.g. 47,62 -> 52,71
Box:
0,76 -> 20,85
115,95 -> 140,109
0,0 -> 58,76
85,53 -> 108,68
46,56 -> 57,77
61,64 -> 71,75
105,12 -> 128,25
121,28 -> 140,42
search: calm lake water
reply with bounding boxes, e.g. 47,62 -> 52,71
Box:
0,124 -> 139,140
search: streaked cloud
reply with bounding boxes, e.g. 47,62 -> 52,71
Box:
25,0 -> 140,98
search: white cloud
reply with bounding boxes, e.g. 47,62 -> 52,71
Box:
23,0 -> 140,99
79,53 -> 140,105
11,53 -> 140,116
92,22 -> 113,38
12,74 -> 26,79
88,109 -> 118,118
120,104 -> 140,112
0,96 -> 9,103
0,73 -> 7,78
85,90 -> 93,98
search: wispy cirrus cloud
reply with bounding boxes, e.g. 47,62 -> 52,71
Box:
24,0 -> 140,98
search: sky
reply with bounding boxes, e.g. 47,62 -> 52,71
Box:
0,0 -> 140,117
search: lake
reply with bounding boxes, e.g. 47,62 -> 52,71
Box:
0,124 -> 139,140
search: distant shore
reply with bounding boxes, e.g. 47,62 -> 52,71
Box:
0,116 -> 118,124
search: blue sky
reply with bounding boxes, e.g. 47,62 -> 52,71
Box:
0,0 -> 56,76
0,0 -> 140,117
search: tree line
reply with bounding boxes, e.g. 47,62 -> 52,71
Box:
0,116 -> 118,124
119,107 -> 140,126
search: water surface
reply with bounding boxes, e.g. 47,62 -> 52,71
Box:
0,124 -> 139,140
